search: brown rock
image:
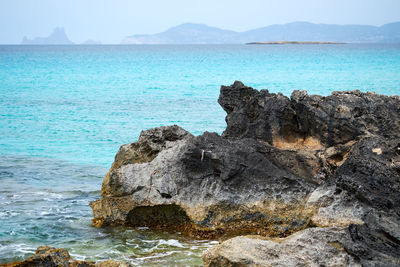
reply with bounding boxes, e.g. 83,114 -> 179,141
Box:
0,246 -> 129,267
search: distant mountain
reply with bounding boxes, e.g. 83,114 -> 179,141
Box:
21,27 -> 74,45
122,21 -> 400,44
122,23 -> 237,44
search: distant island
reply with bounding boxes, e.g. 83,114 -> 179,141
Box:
21,28 -> 101,45
122,21 -> 400,44
21,27 -> 74,45
246,41 -> 345,45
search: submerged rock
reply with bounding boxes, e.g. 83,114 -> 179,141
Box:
90,81 -> 400,265
1,246 -> 129,267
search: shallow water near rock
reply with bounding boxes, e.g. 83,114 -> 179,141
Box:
0,155 -> 216,265
1,44 -> 400,265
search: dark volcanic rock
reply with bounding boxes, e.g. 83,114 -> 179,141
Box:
90,82 -> 400,265
345,212 -> 400,267
220,81 -> 400,147
333,136 -> 400,213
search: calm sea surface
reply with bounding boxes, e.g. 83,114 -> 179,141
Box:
1,44 -> 399,265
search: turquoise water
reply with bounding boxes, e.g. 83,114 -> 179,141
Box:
0,44 -> 400,265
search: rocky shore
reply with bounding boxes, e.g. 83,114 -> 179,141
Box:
7,82 -> 398,266
90,81 -> 400,266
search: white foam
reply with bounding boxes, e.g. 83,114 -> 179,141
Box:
0,211 -> 20,217
0,243 -> 36,254
34,191 -> 63,199
136,226 -> 149,230
157,239 -> 184,248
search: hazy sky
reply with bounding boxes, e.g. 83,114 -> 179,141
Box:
1,0 -> 400,44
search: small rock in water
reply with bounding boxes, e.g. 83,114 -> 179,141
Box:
2,246 -> 130,267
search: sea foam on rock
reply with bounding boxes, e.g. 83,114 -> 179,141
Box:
90,81 -> 400,266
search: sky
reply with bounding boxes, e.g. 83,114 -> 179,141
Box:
0,0 -> 400,44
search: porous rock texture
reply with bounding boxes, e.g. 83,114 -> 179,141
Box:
90,81 -> 400,266
1,246 -> 129,267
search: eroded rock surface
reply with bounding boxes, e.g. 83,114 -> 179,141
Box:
203,228 -> 361,267
90,81 -> 400,265
91,129 -> 316,237
1,246 -> 129,267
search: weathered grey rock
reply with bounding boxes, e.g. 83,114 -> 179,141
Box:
101,125 -> 193,197
91,129 -> 316,237
90,81 -> 400,265
1,246 -> 129,267
203,228 -> 361,267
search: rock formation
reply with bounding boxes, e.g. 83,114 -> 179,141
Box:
1,246 -> 129,267
90,81 -> 400,266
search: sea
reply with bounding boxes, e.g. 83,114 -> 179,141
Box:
0,44 -> 399,265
